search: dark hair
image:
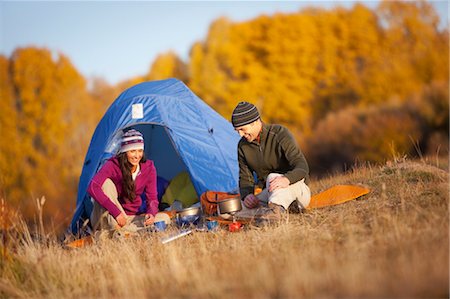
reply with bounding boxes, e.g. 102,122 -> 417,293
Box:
117,152 -> 147,202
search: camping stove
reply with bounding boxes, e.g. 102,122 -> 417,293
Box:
217,197 -> 242,220
217,197 -> 243,231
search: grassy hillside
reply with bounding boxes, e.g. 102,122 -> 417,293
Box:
1,159 -> 448,298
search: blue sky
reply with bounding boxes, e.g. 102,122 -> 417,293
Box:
1,1 -> 448,84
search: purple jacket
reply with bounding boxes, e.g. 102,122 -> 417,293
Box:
87,157 -> 159,218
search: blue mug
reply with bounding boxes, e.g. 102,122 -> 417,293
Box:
206,220 -> 219,231
154,220 -> 167,231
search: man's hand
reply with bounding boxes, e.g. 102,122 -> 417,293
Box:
116,213 -> 127,227
243,194 -> 260,209
268,176 -> 290,192
144,214 -> 155,226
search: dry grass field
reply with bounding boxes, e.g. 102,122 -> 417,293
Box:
1,159 -> 448,298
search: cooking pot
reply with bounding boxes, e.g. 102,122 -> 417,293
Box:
177,206 -> 201,217
217,197 -> 242,214
176,206 -> 201,227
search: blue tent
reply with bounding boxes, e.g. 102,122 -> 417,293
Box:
70,78 -> 240,234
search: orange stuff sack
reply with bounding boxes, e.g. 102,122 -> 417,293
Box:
200,191 -> 239,216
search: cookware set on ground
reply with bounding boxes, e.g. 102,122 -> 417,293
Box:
148,197 -> 248,244
65,185 -> 371,248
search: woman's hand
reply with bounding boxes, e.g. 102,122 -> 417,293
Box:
116,213 -> 127,227
144,214 -> 155,226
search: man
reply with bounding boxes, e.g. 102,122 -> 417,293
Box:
231,101 -> 311,219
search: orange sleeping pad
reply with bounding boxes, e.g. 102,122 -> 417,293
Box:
65,235 -> 94,249
307,185 -> 370,209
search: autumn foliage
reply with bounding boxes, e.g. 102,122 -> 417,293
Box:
187,1 -> 448,173
0,48 -> 106,224
0,1 -> 448,228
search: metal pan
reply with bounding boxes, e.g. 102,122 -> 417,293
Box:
217,197 -> 242,214
177,206 -> 201,217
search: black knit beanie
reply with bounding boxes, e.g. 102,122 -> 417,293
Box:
231,101 -> 260,128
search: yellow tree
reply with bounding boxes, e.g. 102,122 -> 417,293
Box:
146,51 -> 188,83
375,1 -> 448,101
6,47 -> 96,223
10,47 -> 58,207
89,77 -> 121,111
189,17 -> 236,116
308,4 -> 386,124
0,55 -> 21,202
257,12 -> 319,134
189,14 -> 319,133
186,2 -> 448,171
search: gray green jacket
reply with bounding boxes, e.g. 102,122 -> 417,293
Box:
237,123 -> 309,200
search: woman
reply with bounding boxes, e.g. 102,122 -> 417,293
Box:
88,129 -> 159,232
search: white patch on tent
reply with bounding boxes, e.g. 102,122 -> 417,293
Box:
132,104 -> 144,119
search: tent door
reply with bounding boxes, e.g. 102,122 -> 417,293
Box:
129,123 -> 187,181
